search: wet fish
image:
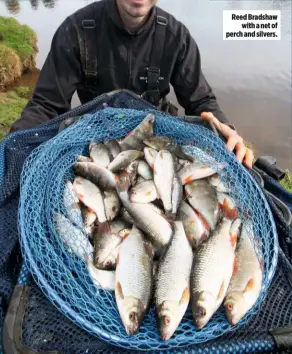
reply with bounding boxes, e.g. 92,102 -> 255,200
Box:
224,223 -> 263,325
191,217 -> 235,329
119,114 -> 155,151
208,174 -> 229,193
130,180 -> 158,203
109,218 -> 132,235
230,218 -> 242,251
63,181 -> 84,229
171,174 -> 183,216
137,160 -> 153,180
154,150 -> 175,216
76,155 -> 92,162
143,136 -> 194,162
217,192 -> 239,221
144,147 -> 158,169
115,226 -> 154,335
89,143 -> 111,167
73,177 -> 107,223
135,175 -> 146,186
54,213 -> 93,260
185,180 -> 219,230
177,201 -> 210,249
104,139 -> 121,160
179,163 -> 217,185
120,207 -> 134,225
125,160 -> 139,187
74,161 -> 117,190
93,223 -> 128,270
155,221 -> 193,341
86,257 -> 116,291
116,171 -> 173,249
108,150 -> 144,173
80,204 -> 97,234
104,190 -> 121,221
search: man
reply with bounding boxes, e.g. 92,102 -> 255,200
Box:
10,0 -> 253,168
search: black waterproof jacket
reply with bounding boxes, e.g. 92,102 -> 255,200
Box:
10,0 -> 228,132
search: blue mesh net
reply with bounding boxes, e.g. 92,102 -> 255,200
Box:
17,105 -> 278,351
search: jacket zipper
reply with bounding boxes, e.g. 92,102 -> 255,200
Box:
127,36 -> 133,89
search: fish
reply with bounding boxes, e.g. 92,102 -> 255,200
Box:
230,218 -> 242,251
171,174 -> 183,216
115,226 -> 154,335
185,180 -> 219,230
155,221 -> 193,341
73,177 -> 107,223
80,204 -> 97,234
177,201 -> 210,249
153,150 -> 175,216
137,160 -> 153,180
74,161 -> 117,190
129,180 -> 158,203
179,162 -> 217,185
76,155 -> 92,162
217,192 -> 239,221
120,207 -> 134,225
116,171 -> 173,249
93,223 -> 127,270
86,257 -> 116,291
191,217 -> 235,329
135,175 -> 147,186
224,222 -> 263,325
104,190 -> 121,221
63,181 -> 84,229
89,143 -> 111,167
54,213 -> 93,260
125,160 -> 139,187
208,174 -> 229,193
143,136 -> 194,162
144,147 -> 158,169
109,218 -> 131,236
108,150 -> 144,173
104,139 -> 121,160
119,114 -> 155,151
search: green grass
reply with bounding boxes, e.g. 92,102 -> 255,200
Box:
0,16 -> 37,70
280,170 -> 292,193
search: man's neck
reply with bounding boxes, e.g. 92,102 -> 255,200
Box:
116,2 -> 149,31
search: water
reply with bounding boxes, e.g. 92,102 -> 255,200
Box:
1,0 -> 291,168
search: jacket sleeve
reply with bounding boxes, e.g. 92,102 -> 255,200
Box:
9,16 -> 82,133
170,28 -> 229,123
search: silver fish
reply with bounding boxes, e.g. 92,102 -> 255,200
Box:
230,218 -> 242,251
137,160 -> 153,180
89,143 -> 111,167
171,174 -> 183,216
76,155 -> 92,162
119,114 -> 155,151
224,222 -> 263,325
104,190 -> 121,221
144,147 -> 158,169
154,150 -> 175,216
179,163 -> 217,185
217,192 -> 239,221
185,180 -> 219,230
104,139 -> 121,160
208,174 -> 229,193
63,181 -> 84,229
155,221 -> 193,341
80,204 -> 97,234
73,177 -> 107,223
135,175 -> 147,186
177,201 -> 210,249
86,257 -> 116,291
115,226 -> 154,335
191,217 -> 235,329
108,150 -> 144,173
54,213 -> 93,260
125,160 -> 139,187
120,207 -> 134,225
116,172 -> 173,249
109,218 -> 131,235
74,162 -> 117,190
129,180 -> 158,203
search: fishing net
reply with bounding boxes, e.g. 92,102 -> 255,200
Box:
17,104 -> 278,351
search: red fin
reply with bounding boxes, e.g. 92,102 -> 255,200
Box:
187,233 -> 195,244
183,176 -> 194,185
115,281 -> 124,299
88,207 -> 95,214
179,287 -> 190,305
200,232 -> 209,243
217,282 -> 225,300
220,199 -> 238,220
244,278 -> 255,292
98,222 -> 111,236
230,232 -> 238,249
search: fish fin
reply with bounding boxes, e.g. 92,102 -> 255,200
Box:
98,222 -> 111,236
115,281 -> 124,300
187,233 -> 195,244
183,176 -> 194,185
179,287 -> 190,305
116,171 -> 132,194
217,282 -> 225,300
244,278 -> 255,293
199,232 -> 209,244
88,207 -> 95,214
119,229 -> 131,239
230,232 -> 238,249
233,257 -> 240,276
194,209 -> 211,231
220,199 -> 238,220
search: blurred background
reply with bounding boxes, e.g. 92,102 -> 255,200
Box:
0,0 -> 291,169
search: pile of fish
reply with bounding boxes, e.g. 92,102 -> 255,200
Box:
54,114 -> 264,341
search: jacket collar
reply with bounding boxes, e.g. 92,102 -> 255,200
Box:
105,0 -> 157,34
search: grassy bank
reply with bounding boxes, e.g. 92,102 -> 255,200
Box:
0,16 -> 38,89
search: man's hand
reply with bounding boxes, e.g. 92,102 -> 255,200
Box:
200,112 -> 254,169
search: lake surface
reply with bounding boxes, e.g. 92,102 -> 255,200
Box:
1,0 -> 291,168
